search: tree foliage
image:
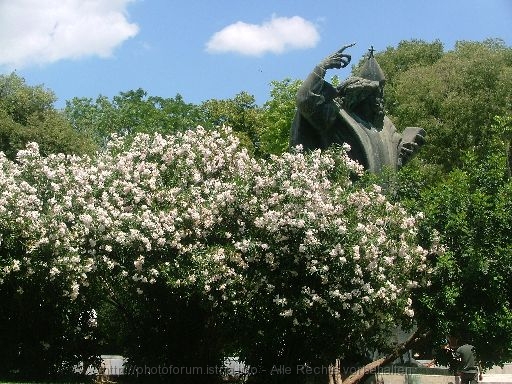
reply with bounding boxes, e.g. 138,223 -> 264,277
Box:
258,78 -> 302,155
336,38 -> 512,371
64,89 -> 204,147
374,39 -> 512,171
0,73 -> 96,159
374,114 -> 512,369
414,152 -> 512,368
199,91 -> 262,154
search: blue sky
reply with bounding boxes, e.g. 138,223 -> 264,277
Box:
1,0 -> 511,109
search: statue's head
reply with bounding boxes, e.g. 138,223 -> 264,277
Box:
336,48 -> 386,128
337,77 -> 385,128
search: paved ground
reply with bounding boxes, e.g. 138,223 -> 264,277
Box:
481,364 -> 512,383
481,374 -> 512,383
80,357 -> 512,384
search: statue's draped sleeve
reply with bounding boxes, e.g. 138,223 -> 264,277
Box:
295,66 -> 339,133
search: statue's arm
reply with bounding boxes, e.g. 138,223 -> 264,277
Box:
296,43 -> 355,131
295,67 -> 339,129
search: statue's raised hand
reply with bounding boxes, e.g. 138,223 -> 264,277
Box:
319,43 -> 356,70
398,127 -> 426,167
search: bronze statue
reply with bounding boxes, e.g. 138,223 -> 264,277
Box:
290,43 -> 426,173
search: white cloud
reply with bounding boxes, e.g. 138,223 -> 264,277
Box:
0,0 -> 139,69
205,15 -> 320,56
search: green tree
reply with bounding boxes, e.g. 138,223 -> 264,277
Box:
340,39 -> 512,379
411,151 -> 512,368
0,73 -> 96,159
199,91 -> 262,154
258,78 -> 302,155
64,89 -> 203,146
372,39 -> 512,171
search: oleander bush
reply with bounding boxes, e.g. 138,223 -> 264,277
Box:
0,127 -> 434,382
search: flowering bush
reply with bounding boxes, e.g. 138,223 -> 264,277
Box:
0,126 -> 432,377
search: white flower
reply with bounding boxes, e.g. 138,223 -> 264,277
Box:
273,295 -> 287,306
70,282 -> 80,300
12,259 -> 21,272
280,309 -> 293,317
134,255 -> 144,271
88,309 -> 98,327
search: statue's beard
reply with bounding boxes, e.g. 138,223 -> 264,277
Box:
371,106 -> 385,128
351,99 -> 385,129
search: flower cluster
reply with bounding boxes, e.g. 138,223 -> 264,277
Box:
0,126 -> 431,355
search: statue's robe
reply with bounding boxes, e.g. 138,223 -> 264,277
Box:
290,68 -> 409,173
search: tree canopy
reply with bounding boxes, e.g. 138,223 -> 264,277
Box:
0,73 -> 96,159
375,38 -> 512,171
407,115 -> 512,368
64,89 -> 204,147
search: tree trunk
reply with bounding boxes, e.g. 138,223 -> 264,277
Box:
328,359 -> 343,384
340,328 -> 430,384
